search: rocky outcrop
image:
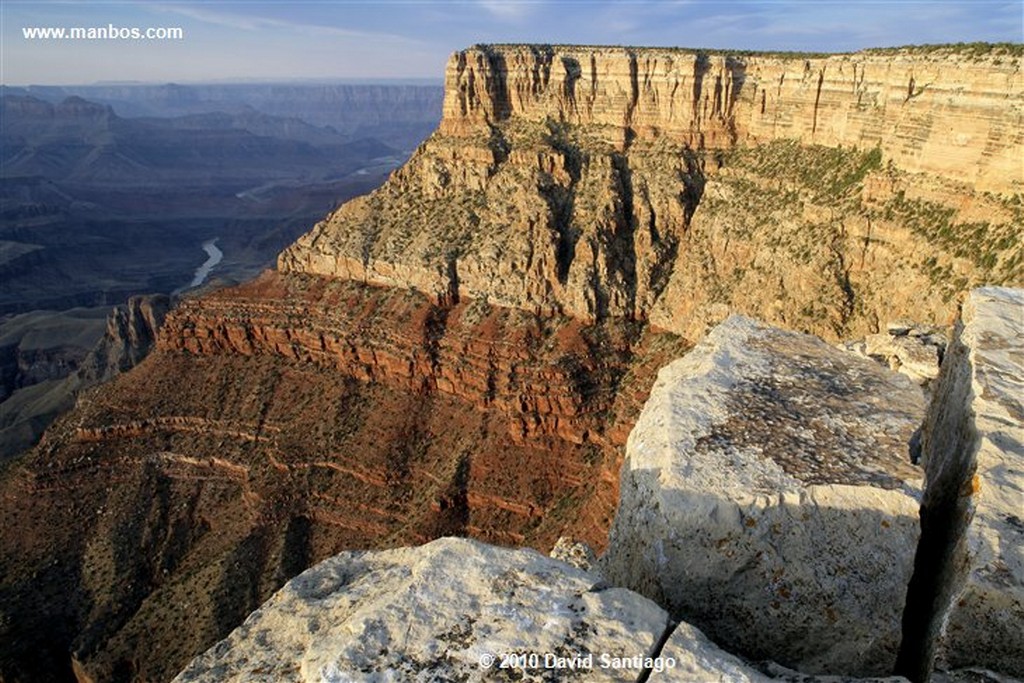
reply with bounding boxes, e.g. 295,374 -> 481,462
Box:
174,537 -> 911,683
896,287 -> 1024,681
0,272 -> 690,683
842,322 -> 946,391
0,297 -> 168,459
81,294 -> 171,383
549,536 -> 598,572
654,623 -> 910,683
279,117 -> 704,322
601,315 -> 926,676
172,537 -> 669,682
280,45 -> 1022,337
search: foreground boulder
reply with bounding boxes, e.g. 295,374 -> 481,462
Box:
896,287 -> 1024,681
175,536 -> 915,682
601,315 -> 926,676
174,537 -> 672,682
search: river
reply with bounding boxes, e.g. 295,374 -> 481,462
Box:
189,238 -> 223,288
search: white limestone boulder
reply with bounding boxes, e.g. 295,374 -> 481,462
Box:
601,315 -> 927,677
173,537 -> 672,682
841,323 -> 946,390
651,622 -> 909,683
895,287 -> 1023,681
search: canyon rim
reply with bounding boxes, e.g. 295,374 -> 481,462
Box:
0,41 -> 1021,683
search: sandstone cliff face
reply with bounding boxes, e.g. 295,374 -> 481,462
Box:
439,45 -> 1021,192
280,45 -> 1021,335
279,119 -> 703,322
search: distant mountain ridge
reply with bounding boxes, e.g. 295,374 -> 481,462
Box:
0,85 -> 433,464
0,93 -> 399,184
11,82 -> 443,150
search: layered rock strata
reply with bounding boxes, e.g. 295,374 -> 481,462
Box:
280,45 -> 1022,335
601,315 -> 926,676
438,45 -> 1021,193
0,272 -> 689,683
896,287 -> 1024,681
3,42 -> 1022,683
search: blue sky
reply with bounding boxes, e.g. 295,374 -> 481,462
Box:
3,0 -> 1022,85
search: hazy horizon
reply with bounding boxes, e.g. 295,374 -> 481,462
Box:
3,0 -> 1022,86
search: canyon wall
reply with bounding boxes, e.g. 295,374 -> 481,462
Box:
0,272 -> 688,682
2,43 -> 1021,683
280,45 -> 1021,335
440,44 -> 1021,192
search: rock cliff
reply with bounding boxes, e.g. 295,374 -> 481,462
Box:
0,296 -> 169,459
1,43 -> 1021,683
280,44 -> 1022,336
0,272 -> 688,683
173,299 -> 1021,683
896,287 -> 1024,681
436,45 -> 1020,192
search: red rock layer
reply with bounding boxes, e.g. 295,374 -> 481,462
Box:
0,271 -> 688,683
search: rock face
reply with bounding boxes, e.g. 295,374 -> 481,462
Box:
0,272 -> 689,683
173,537 -> 912,683
0,296 -> 170,459
437,45 -> 1020,193
653,622 -> 908,683
3,43 -> 1021,683
896,287 -> 1024,681
841,323 -> 946,392
280,44 -> 1022,338
83,294 -> 172,382
601,315 -> 926,676
173,537 -> 671,682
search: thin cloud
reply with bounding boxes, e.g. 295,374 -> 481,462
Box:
477,0 -> 537,21
152,3 -> 428,46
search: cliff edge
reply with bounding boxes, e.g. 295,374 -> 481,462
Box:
280,44 -> 1022,337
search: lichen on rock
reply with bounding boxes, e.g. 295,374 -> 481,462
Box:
896,287 -> 1024,681
601,315 -> 927,676
173,537 -> 672,682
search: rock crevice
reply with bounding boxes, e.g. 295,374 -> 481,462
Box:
895,287 -> 1024,681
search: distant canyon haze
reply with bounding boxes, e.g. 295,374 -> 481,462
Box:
0,82 -> 443,457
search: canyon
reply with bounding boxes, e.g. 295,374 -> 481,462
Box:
0,84 -> 439,460
0,43 -> 1020,683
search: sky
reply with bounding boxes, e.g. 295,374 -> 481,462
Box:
2,0 -> 1022,85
